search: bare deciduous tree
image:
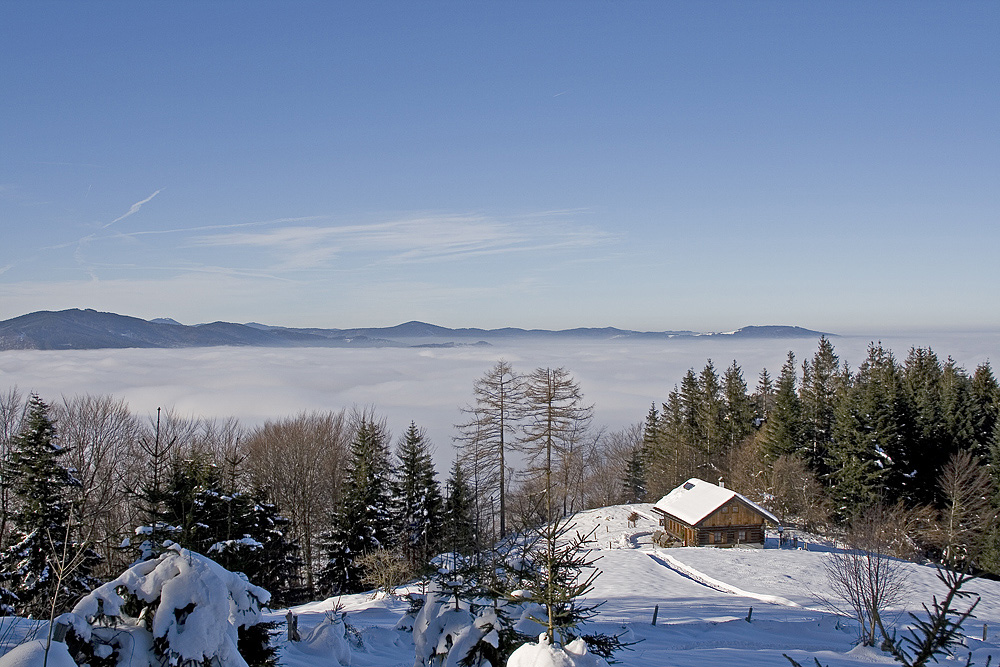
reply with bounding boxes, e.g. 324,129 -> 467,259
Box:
584,424 -> 642,507
0,387 -> 26,547
55,394 -> 141,577
726,436 -> 830,531
931,449 -> 994,563
246,410 -> 350,595
519,367 -> 593,524
358,547 -> 413,599
823,503 -> 912,647
455,360 -> 524,540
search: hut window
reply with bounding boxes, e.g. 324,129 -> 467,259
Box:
721,506 -> 728,513
714,531 -> 723,543
738,530 -> 747,541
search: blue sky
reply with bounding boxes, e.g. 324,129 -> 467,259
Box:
1,1 -> 997,334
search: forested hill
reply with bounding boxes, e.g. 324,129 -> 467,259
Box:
0,308 -> 832,351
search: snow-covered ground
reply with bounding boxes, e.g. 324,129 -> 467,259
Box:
3,504 -> 998,667
263,504 -> 1000,667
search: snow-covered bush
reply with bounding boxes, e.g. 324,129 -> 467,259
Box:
285,612 -> 352,667
506,634 -> 609,667
63,544 -> 270,667
412,584 -> 500,667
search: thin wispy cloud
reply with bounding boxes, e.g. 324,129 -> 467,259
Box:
114,215 -> 328,239
192,213 -> 615,271
104,189 -> 162,228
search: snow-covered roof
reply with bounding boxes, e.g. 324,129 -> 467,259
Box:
652,478 -> 780,526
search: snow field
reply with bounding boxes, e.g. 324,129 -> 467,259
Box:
261,504 -> 1000,666
3,504 -> 997,667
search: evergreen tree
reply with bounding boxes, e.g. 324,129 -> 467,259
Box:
754,368 -> 774,423
647,390 -> 686,497
0,394 -> 99,616
320,413 -> 394,594
980,418 -> 1000,574
969,362 -> 999,458
442,459 -> 476,556
158,455 -> 302,604
902,348 -> 950,506
677,370 -> 701,475
759,352 -> 803,461
828,343 -> 909,516
696,360 -> 725,470
393,422 -> 443,569
941,358 -> 976,456
621,446 -> 647,503
640,403 -> 660,460
129,407 -> 178,562
800,337 -> 841,475
721,360 -> 754,455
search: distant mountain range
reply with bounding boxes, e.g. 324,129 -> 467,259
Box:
0,309 -> 833,351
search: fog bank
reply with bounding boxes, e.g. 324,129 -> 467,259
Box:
2,332 -> 998,469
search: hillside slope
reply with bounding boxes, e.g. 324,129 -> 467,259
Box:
264,504 -> 999,667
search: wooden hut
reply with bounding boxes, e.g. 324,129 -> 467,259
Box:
651,478 -> 779,547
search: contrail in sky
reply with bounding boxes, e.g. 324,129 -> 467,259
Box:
105,189 -> 162,228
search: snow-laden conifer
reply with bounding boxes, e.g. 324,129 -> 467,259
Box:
0,394 -> 99,617
320,411 -> 394,595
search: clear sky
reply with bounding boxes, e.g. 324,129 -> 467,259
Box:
1,1 -> 997,334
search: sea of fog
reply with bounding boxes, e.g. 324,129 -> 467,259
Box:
2,332 -> 999,469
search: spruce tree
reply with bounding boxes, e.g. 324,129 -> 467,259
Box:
759,352 -> 803,462
696,360 -> 725,469
621,447 -> 647,503
721,360 -> 754,455
393,422 -> 443,569
828,343 -> 908,516
902,347 -> 950,506
800,337 -> 841,475
677,370 -> 700,454
755,368 -> 774,423
646,391 -> 685,497
320,413 -> 394,594
640,403 -> 660,460
941,358 -> 976,456
0,394 -> 99,616
441,459 -> 476,556
158,456 -> 301,604
969,362 -> 999,458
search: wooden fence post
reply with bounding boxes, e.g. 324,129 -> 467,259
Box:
651,604 -> 659,626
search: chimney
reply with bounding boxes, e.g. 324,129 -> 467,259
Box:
718,478 -> 725,488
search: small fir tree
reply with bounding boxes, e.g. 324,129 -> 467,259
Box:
621,447 -> 647,503
146,455 -> 303,603
442,459 -> 476,556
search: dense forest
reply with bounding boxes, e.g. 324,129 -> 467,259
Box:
638,338 -> 1000,573
0,337 -> 997,622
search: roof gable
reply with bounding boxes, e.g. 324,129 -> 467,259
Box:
653,478 -> 780,526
